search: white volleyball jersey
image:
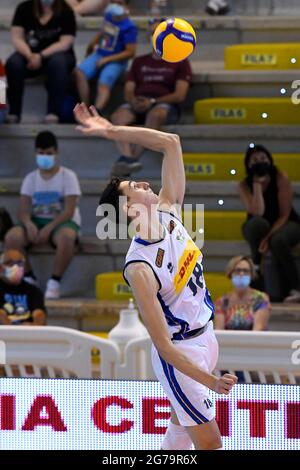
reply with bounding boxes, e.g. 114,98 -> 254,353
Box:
123,210 -> 214,340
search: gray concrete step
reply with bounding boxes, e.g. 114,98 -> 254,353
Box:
2,0 -> 300,16
2,179 -> 300,236
0,237 -> 248,297
2,15 -> 300,62
1,124 -> 300,180
3,65 -> 298,123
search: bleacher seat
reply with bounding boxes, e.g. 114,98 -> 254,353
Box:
225,43 -> 300,70
96,272 -> 132,301
183,211 -> 246,240
183,153 -> 300,180
194,98 -> 300,125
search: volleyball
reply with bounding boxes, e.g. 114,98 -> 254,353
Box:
152,18 -> 196,63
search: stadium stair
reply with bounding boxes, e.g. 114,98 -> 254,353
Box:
1,6 -> 300,326
194,98 -> 300,125
225,43 -> 300,70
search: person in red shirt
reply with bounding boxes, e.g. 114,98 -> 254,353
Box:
111,17 -> 192,176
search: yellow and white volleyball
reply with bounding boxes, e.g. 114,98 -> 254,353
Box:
152,18 -> 196,63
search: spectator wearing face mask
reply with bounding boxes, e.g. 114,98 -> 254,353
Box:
5,131 -> 81,300
214,256 -> 270,331
0,249 -> 46,325
5,0 -> 76,124
74,0 -> 137,112
239,144 -> 300,303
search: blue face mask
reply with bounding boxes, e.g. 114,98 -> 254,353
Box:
232,275 -> 251,289
36,154 -> 55,170
105,3 -> 126,17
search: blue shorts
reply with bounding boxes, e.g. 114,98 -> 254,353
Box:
78,51 -> 127,88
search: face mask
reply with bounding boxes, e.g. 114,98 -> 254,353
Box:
232,275 -> 251,289
4,265 -> 24,284
36,154 -> 55,170
40,0 -> 55,7
105,3 -> 126,17
249,162 -> 271,177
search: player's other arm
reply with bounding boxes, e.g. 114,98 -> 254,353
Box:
74,103 -> 185,209
126,263 -> 237,394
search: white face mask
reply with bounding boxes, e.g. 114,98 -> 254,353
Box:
4,265 -> 24,284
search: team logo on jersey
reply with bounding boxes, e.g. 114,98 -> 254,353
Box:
174,239 -> 201,294
167,262 -> 174,273
168,220 -> 176,234
155,248 -> 165,268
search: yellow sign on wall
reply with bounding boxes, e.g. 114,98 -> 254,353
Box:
242,53 -> 277,66
211,108 -> 247,120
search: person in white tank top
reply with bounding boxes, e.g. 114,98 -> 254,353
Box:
74,103 -> 237,450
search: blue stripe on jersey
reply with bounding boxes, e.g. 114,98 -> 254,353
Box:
159,356 -> 209,424
204,288 -> 215,319
157,292 -> 189,335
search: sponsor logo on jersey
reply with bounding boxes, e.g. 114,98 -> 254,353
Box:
173,239 -> 201,294
155,248 -> 165,268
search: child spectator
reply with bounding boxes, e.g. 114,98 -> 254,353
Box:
0,249 -> 46,325
110,17 -> 192,176
6,0 -> 76,124
5,131 -> 82,300
74,0 -> 137,112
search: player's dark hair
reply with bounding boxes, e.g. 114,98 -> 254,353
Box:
99,177 -> 124,224
35,131 -> 58,150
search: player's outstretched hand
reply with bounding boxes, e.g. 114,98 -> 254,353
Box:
214,373 -> 238,395
74,103 -> 113,137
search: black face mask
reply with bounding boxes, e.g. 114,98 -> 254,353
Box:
249,162 -> 271,177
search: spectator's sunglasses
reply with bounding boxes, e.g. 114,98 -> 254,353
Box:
3,260 -> 25,267
148,18 -> 166,25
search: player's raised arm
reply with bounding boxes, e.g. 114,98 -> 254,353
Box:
74,103 -> 186,209
125,262 -> 237,394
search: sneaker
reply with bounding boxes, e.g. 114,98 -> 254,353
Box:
111,156 -> 142,177
283,289 -> 300,303
206,0 -> 230,15
45,279 -> 61,300
44,114 -> 59,124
